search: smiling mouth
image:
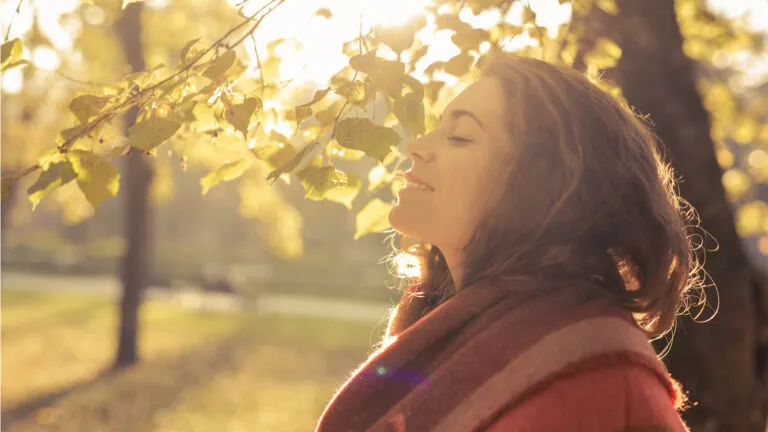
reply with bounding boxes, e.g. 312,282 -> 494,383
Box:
405,180 -> 434,192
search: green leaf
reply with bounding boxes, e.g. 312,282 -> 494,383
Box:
264,140 -> 319,183
67,150 -> 120,208
127,118 -> 182,150
202,50 -> 236,80
27,161 -> 77,209
225,97 -> 262,136
584,37 -> 622,70
69,94 -> 110,125
444,52 -> 475,77
315,8 -> 332,18
201,158 -> 252,195
393,92 -> 425,137
1,38 -> 22,67
334,118 -> 399,162
325,172 -> 361,209
335,80 -> 369,108
296,165 -> 347,200
354,198 -> 393,239
180,37 -> 202,65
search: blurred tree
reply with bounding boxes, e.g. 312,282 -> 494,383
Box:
2,0 -> 767,427
113,1 -> 151,369
574,1 -> 767,429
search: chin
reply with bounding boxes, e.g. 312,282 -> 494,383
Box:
389,201 -> 420,239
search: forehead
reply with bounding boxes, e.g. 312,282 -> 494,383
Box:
443,77 -> 508,130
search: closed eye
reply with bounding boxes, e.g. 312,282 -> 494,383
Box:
448,136 -> 473,144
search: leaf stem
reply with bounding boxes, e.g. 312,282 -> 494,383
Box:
4,0 -> 24,42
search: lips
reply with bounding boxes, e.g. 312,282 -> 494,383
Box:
404,171 -> 434,191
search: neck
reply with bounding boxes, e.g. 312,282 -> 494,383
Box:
440,248 -> 465,289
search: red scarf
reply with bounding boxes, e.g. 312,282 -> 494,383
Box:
316,278 -> 682,432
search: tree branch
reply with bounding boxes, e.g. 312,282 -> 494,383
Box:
1,0 -> 290,183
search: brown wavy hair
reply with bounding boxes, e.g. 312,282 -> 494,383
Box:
388,54 -> 707,339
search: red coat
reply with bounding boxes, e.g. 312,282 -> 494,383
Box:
487,362 -> 688,431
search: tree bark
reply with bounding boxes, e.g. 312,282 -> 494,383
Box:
113,2 -> 153,370
576,1 -> 766,430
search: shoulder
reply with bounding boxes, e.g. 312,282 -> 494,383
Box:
485,362 -> 689,432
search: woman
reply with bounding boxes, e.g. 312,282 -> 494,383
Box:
316,54 -> 703,431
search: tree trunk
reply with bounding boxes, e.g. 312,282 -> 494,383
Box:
113,2 -> 153,370
576,1 -> 766,430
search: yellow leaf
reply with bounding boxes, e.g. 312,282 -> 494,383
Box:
265,141 -> 319,183
1,38 -> 23,71
736,201 -> 768,237
225,97 -> 262,136
315,8 -> 332,19
325,173 -> 361,209
67,150 -> 120,208
69,94 -> 110,124
368,164 -> 387,191
27,162 -> 77,210
202,50 -> 236,80
521,5 -> 536,24
335,81 -> 369,108
443,52 -> 475,77
296,165 -> 347,200
201,158 -> 252,195
722,168 -> 751,201
294,105 -> 313,125
393,92 -> 425,138
597,0 -> 619,15
354,198 -> 393,239
584,38 -> 622,70
127,118 -> 182,150
325,140 -> 365,160
334,117 -> 400,162
180,37 -> 202,65
451,28 -> 491,52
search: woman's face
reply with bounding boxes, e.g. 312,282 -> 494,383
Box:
389,76 -> 512,253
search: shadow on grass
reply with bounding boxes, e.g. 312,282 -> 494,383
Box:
2,327 -> 256,432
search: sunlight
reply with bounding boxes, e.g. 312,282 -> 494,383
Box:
2,67 -> 23,94
393,252 -> 422,279
32,46 -> 60,71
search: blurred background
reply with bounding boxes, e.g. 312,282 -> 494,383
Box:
1,0 -> 767,431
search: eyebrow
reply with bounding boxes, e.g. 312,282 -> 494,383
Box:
439,109 -> 484,129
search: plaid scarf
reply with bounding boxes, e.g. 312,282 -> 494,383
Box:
316,278 -> 682,432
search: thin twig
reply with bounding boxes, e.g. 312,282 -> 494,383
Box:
250,32 -> 265,94
2,0 -> 289,182
227,0 -> 286,50
56,70 -> 111,88
4,0 -> 24,42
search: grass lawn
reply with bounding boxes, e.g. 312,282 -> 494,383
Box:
1,287 -> 386,432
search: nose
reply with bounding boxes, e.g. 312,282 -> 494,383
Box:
406,134 -> 435,163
